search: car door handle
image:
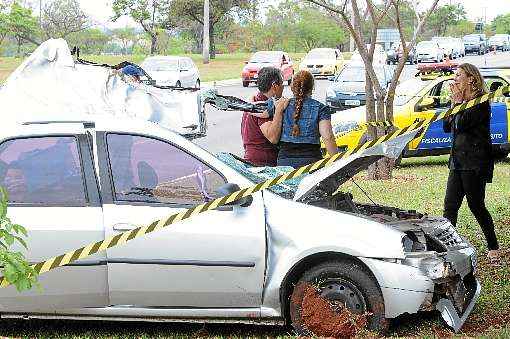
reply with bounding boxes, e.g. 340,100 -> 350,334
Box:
113,223 -> 138,231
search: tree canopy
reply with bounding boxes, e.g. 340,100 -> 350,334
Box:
42,0 -> 88,39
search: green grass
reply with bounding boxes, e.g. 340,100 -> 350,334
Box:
0,156 -> 507,338
0,52 -> 312,84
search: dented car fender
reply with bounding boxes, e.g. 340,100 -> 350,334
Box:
260,192 -> 405,316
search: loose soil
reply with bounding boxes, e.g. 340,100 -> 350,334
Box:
292,283 -> 368,338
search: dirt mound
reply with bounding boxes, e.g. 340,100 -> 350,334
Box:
293,283 -> 368,338
462,310 -> 510,334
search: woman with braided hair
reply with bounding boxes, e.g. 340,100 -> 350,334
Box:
252,70 -> 338,168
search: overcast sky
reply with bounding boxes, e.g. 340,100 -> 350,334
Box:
34,0 -> 510,29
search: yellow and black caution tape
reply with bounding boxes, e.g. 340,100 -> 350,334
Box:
1,85 -> 508,289
336,87 -> 510,135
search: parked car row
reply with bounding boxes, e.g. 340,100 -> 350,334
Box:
488,34 -> 510,51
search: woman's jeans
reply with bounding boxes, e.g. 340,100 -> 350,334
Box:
443,169 -> 499,250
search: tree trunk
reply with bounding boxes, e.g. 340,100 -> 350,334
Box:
150,32 -> 157,55
203,0 -> 210,64
209,22 -> 216,59
374,95 -> 393,180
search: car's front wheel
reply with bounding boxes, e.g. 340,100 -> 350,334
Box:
289,260 -> 387,337
176,80 -> 181,87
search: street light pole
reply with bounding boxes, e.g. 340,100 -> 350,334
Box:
203,0 -> 210,64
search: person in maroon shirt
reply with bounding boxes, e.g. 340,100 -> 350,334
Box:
241,67 -> 285,166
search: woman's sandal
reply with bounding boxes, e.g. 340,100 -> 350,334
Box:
487,251 -> 502,267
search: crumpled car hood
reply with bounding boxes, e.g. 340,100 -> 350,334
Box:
293,129 -> 421,201
0,39 -> 205,137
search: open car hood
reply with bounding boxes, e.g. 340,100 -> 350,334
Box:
293,129 -> 421,201
0,39 -> 206,138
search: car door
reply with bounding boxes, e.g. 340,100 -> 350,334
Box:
178,58 -> 193,87
97,131 -> 266,308
279,54 -> 289,80
0,127 -> 107,311
484,76 -> 510,146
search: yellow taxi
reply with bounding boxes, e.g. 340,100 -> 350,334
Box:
299,48 -> 345,78
329,67 -> 510,160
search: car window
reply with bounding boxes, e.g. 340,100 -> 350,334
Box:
426,80 -> 453,108
107,134 -> 226,205
0,136 -> 86,205
485,76 -> 509,96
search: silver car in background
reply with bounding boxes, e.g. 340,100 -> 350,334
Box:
141,56 -> 201,88
416,41 -> 444,63
0,116 -> 479,335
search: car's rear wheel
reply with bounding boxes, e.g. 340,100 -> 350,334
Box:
289,260 -> 387,337
195,79 -> 200,89
242,80 -> 249,87
176,81 -> 181,87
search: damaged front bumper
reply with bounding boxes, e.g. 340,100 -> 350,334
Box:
361,244 -> 480,333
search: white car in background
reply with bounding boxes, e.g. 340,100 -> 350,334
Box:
450,38 -> 466,58
350,44 -> 386,65
432,37 -> 453,59
141,56 -> 201,88
416,41 -> 444,63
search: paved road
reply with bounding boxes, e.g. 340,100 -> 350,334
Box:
195,52 -> 510,156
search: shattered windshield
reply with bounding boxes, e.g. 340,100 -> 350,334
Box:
215,153 -> 302,198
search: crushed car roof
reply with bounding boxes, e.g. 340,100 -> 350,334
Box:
0,39 -> 204,136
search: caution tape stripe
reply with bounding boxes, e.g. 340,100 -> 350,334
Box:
0,85 -> 509,288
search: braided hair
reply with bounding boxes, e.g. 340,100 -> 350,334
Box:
290,70 -> 314,137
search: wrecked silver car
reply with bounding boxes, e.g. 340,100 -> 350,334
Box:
0,116 -> 478,335
0,39 -> 207,138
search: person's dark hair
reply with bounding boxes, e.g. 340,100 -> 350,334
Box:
257,67 -> 283,93
290,70 -> 314,137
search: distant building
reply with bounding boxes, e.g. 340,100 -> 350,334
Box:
377,29 -> 400,51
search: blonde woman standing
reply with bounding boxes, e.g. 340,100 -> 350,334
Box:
443,63 -> 501,265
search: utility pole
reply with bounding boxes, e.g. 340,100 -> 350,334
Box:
203,0 -> 210,64
39,0 -> 43,28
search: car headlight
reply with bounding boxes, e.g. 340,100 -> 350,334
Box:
326,88 -> 335,98
333,121 -> 360,135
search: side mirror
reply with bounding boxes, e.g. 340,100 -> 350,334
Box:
415,97 -> 436,111
214,183 -> 253,211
